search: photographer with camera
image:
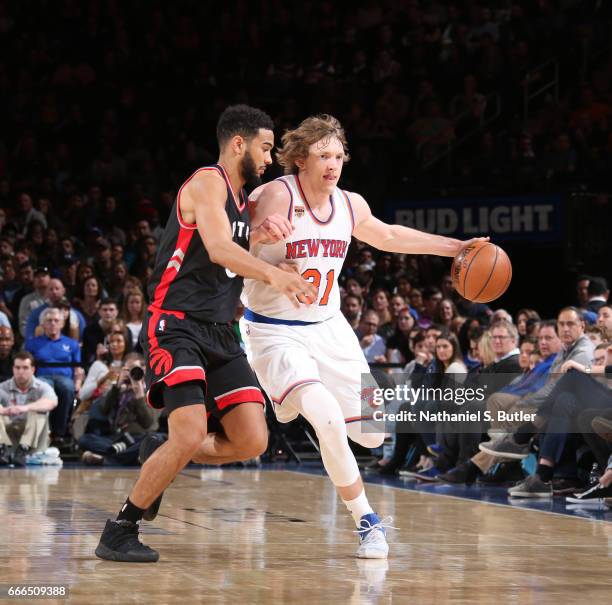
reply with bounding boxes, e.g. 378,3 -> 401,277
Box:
78,353 -> 163,465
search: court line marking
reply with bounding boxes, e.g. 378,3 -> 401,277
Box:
278,468 -> 612,525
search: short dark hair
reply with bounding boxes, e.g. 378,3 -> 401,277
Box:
559,306 -> 584,322
422,286 -> 442,300
14,351 -> 35,366
100,297 -> 118,308
538,319 -> 558,334
216,105 -> 274,147
587,276 -> 608,297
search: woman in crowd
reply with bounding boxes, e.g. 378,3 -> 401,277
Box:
73,276 -> 104,326
121,289 -> 145,350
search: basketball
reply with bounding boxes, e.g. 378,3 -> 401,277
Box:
451,241 -> 512,303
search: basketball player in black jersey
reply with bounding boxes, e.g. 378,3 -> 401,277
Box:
96,105 -> 317,562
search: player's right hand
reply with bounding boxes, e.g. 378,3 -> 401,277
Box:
270,264 -> 318,308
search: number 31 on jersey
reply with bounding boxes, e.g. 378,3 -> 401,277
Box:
301,269 -> 334,306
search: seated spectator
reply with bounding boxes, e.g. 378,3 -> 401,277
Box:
17,266 -> 50,337
409,288 -> 424,319
0,256 -> 19,319
417,287 -> 442,329
433,298 -> 463,334
0,352 -> 58,466
476,308 -> 596,489
517,337 -> 538,372
78,354 -> 160,465
463,326 -> 484,372
25,307 -> 83,442
389,294 -> 407,324
121,290 -> 145,350
504,344 -> 611,499
516,308 -> 541,338
341,293 -> 363,333
79,330 -> 130,404
370,288 -> 394,341
597,304 -> 612,332
25,278 -> 86,340
72,276 -> 104,326
482,320 -> 521,376
33,297 -> 80,341
586,324 -> 609,347
0,326 -> 16,383
108,261 -> 129,300
490,309 -> 513,325
585,276 -> 609,314
358,310 -> 386,363
9,261 -> 35,327
386,307 -> 416,367
82,298 -> 120,367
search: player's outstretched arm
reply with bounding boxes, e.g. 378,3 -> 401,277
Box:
185,173 -> 316,307
349,191 -> 488,257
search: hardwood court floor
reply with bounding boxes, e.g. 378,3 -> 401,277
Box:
1,466 -> 611,605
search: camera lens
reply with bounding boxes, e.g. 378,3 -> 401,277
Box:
129,366 -> 145,381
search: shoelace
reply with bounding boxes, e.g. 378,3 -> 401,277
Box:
114,522 -> 148,549
354,516 -> 398,536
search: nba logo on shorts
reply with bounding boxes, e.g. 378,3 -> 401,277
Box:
158,319 -> 166,332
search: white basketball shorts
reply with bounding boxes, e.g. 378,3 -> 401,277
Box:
240,313 -> 374,424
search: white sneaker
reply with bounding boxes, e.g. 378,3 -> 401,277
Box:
355,513 -> 394,559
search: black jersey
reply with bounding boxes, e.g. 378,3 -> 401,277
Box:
147,164 -> 250,323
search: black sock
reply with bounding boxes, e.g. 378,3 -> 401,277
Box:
536,464 -> 553,482
514,423 -> 536,445
116,498 -> 145,524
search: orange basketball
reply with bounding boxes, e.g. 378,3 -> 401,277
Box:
451,241 -> 512,303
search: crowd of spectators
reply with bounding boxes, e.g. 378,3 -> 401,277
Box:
0,1 -> 610,499
350,265 -> 612,499
1,1 -> 612,216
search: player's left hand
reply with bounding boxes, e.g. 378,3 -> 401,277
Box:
252,214 -> 294,245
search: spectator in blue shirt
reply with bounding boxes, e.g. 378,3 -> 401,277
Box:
25,307 -> 83,441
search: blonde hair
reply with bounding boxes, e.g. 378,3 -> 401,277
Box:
478,331 -> 496,366
276,114 -> 350,174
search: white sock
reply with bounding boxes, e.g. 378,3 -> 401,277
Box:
343,489 -> 374,527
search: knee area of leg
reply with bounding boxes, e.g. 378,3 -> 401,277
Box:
243,428 -> 268,458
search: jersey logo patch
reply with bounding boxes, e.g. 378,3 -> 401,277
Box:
158,319 -> 166,332
294,206 -> 305,218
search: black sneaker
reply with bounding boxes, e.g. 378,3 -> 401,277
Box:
477,461 -> 525,487
565,482 -> 612,503
0,445 -> 10,466
438,462 -> 480,485
95,519 -> 159,562
11,445 -> 30,467
138,434 -> 167,521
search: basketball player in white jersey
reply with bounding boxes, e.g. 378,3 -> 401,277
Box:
241,115 -> 487,558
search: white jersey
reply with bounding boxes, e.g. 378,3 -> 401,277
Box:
242,174 -> 355,322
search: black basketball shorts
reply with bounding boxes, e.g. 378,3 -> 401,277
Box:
142,308 -> 264,418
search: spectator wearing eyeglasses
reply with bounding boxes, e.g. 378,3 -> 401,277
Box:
358,310 -> 387,364
439,321 -> 562,485
477,308 -> 596,490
